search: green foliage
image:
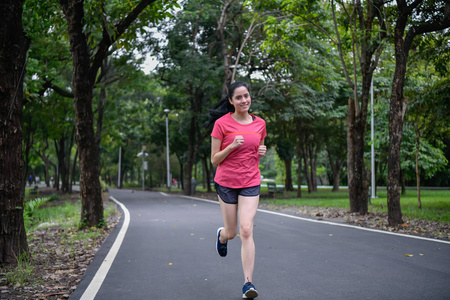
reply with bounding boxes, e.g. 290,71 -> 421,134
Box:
99,176 -> 108,192
23,197 -> 51,226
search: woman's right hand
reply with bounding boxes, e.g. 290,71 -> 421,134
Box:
230,135 -> 244,149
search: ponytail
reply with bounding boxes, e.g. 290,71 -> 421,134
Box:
203,82 -> 250,128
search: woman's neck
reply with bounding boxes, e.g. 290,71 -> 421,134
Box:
231,112 -> 252,124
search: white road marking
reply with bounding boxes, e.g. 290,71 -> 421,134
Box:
80,196 -> 130,300
180,194 -> 450,245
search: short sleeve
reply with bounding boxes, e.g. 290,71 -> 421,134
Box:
260,119 -> 267,141
211,120 -> 224,140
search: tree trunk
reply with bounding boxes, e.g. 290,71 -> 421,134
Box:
284,158 -> 293,191
327,149 -> 343,192
58,0 -> 103,227
310,149 -> 318,192
386,13 -> 409,226
54,136 -> 70,193
34,139 -> 52,187
303,151 -> 312,193
203,156 -> 212,192
347,97 -> 357,210
296,153 -> 302,198
179,158 -> 184,190
0,0 -> 30,265
353,117 -> 370,215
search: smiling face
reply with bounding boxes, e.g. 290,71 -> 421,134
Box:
229,86 -> 251,114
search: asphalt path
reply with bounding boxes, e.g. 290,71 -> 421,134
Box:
70,189 -> 450,300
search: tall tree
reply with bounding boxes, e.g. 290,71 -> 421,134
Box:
257,0 -> 387,213
329,0 -> 387,214
55,0 -> 174,226
387,0 -> 450,225
0,0 -> 30,265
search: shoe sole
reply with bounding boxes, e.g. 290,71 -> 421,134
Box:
243,288 -> 258,299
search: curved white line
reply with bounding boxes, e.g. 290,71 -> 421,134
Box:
181,195 -> 450,245
80,196 -> 130,300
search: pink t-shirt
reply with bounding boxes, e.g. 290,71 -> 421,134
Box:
211,113 -> 267,188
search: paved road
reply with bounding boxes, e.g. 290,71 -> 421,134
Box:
70,189 -> 450,300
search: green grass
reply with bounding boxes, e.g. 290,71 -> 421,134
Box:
260,189 -> 450,223
25,199 -> 118,231
2,252 -> 34,286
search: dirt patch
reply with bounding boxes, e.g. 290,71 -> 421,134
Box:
0,190 -> 121,300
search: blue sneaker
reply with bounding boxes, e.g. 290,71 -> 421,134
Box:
242,282 -> 258,299
216,227 -> 227,257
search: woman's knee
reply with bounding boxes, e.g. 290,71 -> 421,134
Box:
239,224 -> 253,240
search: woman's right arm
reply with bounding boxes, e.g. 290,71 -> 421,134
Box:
211,135 -> 244,166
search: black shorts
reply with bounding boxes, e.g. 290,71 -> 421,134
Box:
214,182 -> 261,204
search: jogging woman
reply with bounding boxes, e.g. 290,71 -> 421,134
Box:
209,81 -> 267,299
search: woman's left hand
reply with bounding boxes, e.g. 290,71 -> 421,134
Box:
258,145 -> 267,157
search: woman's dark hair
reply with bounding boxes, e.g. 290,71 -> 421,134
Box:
203,81 -> 250,128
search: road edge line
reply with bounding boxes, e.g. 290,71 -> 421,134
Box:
79,196 -> 131,300
179,194 -> 449,245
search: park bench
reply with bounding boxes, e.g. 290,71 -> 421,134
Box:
30,185 -> 38,196
267,182 -> 284,199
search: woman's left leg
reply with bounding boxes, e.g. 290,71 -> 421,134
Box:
238,195 -> 259,283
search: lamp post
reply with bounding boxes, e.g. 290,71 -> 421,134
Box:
118,145 -> 122,188
164,109 -> 171,192
118,132 -> 122,189
371,77 -> 376,199
137,146 -> 148,191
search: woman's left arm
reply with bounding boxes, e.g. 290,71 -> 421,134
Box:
258,139 -> 267,157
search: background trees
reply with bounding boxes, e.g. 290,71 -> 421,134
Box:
1,0 -> 449,265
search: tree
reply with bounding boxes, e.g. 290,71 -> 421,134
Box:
54,0 -> 175,227
257,0 -> 388,213
386,0 -> 450,225
0,0 -> 30,265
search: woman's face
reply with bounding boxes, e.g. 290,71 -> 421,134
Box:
229,86 -> 251,113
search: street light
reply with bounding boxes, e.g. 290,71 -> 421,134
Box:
118,132 -> 123,189
370,77 -> 377,199
137,146 -> 148,191
164,109 -> 171,192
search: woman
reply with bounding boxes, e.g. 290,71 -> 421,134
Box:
210,81 -> 267,299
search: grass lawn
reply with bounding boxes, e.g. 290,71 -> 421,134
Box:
259,188 -> 450,223
125,185 -> 450,223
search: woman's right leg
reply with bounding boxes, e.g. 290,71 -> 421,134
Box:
218,196 -> 238,243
